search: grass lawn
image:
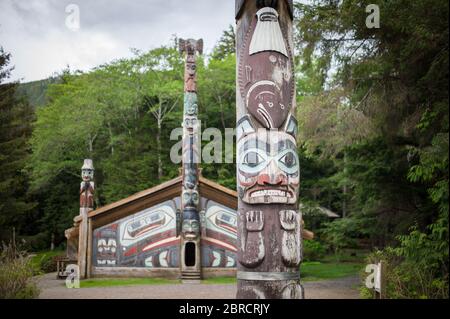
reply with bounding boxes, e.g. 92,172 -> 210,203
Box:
203,261 -> 364,284
80,277 -> 180,288
301,261 -> 363,282
76,260 -> 364,287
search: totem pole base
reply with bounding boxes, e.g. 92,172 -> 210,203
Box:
237,279 -> 304,299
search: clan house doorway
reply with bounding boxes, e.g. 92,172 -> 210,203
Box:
184,242 -> 196,267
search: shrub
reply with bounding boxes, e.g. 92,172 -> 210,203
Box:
303,240 -> 327,261
360,218 -> 449,299
320,216 -> 373,258
19,232 -> 49,252
32,250 -> 65,274
0,242 -> 40,299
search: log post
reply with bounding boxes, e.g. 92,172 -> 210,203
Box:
78,159 -> 94,279
236,0 -> 303,298
179,38 -> 203,282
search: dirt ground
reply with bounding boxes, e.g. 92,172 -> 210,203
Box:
36,273 -> 360,299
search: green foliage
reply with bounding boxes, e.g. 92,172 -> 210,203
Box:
362,235 -> 448,299
295,0 -> 448,284
29,249 -> 64,274
302,240 -> 327,262
22,29 -> 238,248
0,242 -> 40,299
0,47 -> 36,241
210,25 -> 235,61
301,261 -> 363,282
38,252 -> 64,274
16,77 -> 60,108
320,217 -> 371,257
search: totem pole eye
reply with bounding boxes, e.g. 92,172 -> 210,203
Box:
239,150 -> 267,174
278,150 -> 299,175
245,152 -> 262,166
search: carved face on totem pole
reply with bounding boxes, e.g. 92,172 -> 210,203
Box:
237,5 -> 298,205
183,164 -> 197,189
184,93 -> 198,116
182,218 -> 200,240
179,39 -> 203,93
183,116 -> 198,131
81,159 -> 94,182
238,7 -> 294,129
80,158 -> 95,208
182,189 -> 200,208
237,116 -> 299,204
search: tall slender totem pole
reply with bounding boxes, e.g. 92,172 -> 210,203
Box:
179,38 -> 203,280
235,0 -> 303,298
78,159 -> 95,279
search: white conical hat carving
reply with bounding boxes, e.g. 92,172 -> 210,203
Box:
249,7 -> 288,57
81,159 -> 94,170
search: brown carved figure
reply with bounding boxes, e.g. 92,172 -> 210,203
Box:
79,159 -> 94,208
279,210 -> 302,267
179,39 -> 203,93
239,210 -> 265,268
238,6 -> 294,129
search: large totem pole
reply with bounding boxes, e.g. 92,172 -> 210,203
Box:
78,159 -> 95,279
235,0 -> 303,298
179,38 -> 203,281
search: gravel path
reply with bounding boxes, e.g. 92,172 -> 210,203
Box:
36,273 -> 360,299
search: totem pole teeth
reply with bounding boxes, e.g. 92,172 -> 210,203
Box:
250,189 -> 287,197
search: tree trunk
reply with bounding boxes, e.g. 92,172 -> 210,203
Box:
157,119 -> 163,180
217,94 -> 226,131
107,121 -> 114,155
50,233 -> 55,251
342,151 -> 348,218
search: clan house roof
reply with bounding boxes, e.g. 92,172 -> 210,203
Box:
75,176 -> 237,229
70,175 -> 313,239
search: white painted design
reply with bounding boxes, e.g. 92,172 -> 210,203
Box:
249,7 -> 288,57
245,80 -> 281,129
226,256 -> 235,267
203,236 -> 237,252
281,282 -> 303,299
159,250 -> 169,267
119,203 -> 176,247
142,236 -> 179,252
205,204 -> 237,239
145,256 -> 154,268
212,251 -> 221,267
280,210 -> 301,266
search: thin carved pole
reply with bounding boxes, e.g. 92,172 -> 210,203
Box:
78,159 -> 94,279
235,0 -> 303,298
179,39 -> 203,280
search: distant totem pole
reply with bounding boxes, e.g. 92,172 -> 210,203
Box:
78,159 -> 95,279
179,38 -> 203,280
236,0 -> 303,298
